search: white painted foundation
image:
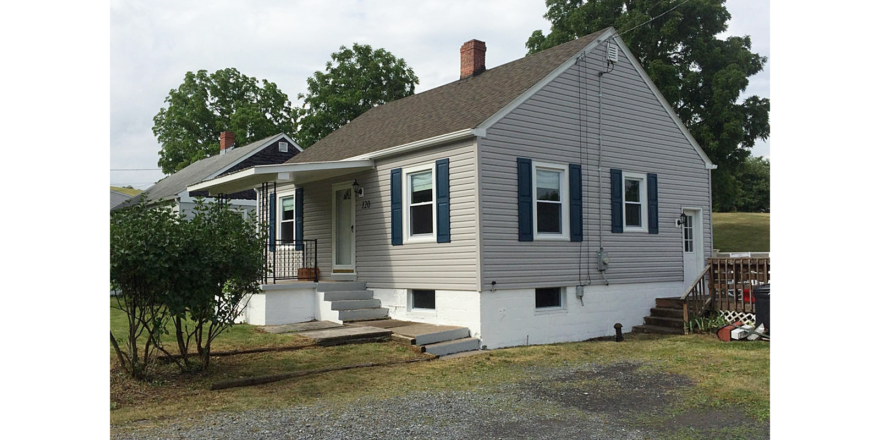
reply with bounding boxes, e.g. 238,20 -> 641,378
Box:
240,283 -> 317,325
370,288 -> 482,340
479,281 -> 687,349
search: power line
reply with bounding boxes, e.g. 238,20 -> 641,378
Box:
618,0 -> 692,37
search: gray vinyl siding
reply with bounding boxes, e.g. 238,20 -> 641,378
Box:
478,42 -> 712,290
299,139 -> 479,290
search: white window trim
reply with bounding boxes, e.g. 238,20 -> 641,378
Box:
532,161 -> 569,240
274,189 -> 297,247
622,171 -> 648,233
535,287 -> 567,315
402,162 -> 437,243
408,289 -> 438,316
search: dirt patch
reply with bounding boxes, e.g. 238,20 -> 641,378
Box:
526,361 -> 692,415
660,408 -> 770,439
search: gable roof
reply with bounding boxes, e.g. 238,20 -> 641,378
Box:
110,190 -> 131,210
114,133 -> 296,210
288,29 -> 610,163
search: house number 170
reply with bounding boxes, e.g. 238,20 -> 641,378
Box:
362,200 -> 371,209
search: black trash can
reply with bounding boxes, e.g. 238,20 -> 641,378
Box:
754,284 -> 770,334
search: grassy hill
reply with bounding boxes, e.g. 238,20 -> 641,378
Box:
712,212 -> 769,252
111,186 -> 142,196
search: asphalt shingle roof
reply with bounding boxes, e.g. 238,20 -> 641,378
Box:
288,29 -> 607,163
114,134 -> 285,210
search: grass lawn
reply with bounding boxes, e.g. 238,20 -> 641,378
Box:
111,186 -> 143,196
713,212 -> 770,252
111,297 -> 769,434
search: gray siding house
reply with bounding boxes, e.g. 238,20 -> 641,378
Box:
191,28 -> 715,349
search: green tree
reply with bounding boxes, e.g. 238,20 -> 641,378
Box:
526,0 -> 770,211
153,68 -> 297,174
110,195 -> 181,379
734,156 -> 769,212
164,199 -> 265,372
296,43 -> 419,148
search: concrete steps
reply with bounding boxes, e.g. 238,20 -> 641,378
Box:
390,322 -> 479,356
317,283 -> 389,323
315,283 -> 479,356
338,307 -> 389,321
422,337 -> 481,356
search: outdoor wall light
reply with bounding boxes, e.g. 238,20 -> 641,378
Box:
677,212 -> 687,228
352,180 -> 364,197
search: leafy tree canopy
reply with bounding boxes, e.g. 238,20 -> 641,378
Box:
153,68 -> 297,174
733,156 -> 769,212
526,0 -> 770,211
296,43 -> 419,148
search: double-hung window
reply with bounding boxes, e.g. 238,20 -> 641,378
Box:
403,164 -> 436,242
533,162 -> 569,240
279,195 -> 295,242
622,172 -> 648,232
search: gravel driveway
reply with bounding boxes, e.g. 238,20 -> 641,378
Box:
113,361 -> 768,439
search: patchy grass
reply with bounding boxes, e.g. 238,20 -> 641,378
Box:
713,212 -> 770,252
110,297 -> 308,359
111,186 -> 143,196
111,328 -> 769,434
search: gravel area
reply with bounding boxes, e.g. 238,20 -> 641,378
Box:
112,361 -> 768,440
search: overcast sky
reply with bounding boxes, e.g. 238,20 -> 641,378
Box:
110,0 -> 770,189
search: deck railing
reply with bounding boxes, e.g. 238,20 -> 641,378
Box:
710,257 -> 770,313
680,265 -> 712,332
264,239 -> 318,284
679,257 -> 770,332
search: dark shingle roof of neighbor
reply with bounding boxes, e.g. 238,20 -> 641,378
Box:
113,134 -> 285,210
288,29 -> 607,163
110,190 -> 131,210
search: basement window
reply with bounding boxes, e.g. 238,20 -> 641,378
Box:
535,287 -> 563,309
411,289 -> 436,310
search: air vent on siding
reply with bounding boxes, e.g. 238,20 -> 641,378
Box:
279,141 -> 288,152
606,44 -> 619,63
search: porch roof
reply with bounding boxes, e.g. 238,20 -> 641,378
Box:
186,160 -> 374,196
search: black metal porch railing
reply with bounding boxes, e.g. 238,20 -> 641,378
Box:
264,239 -> 318,283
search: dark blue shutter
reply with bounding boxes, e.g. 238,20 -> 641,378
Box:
647,173 -> 658,234
294,187 -> 304,250
569,164 -> 583,242
610,169 -> 623,233
517,158 -> 533,242
268,192 -> 276,251
436,158 -> 450,243
391,168 -> 402,245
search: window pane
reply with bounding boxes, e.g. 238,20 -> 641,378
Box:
410,171 -> 433,203
411,204 -> 433,235
537,202 -> 561,233
281,197 -> 294,220
536,288 -> 561,308
412,290 -> 436,309
281,221 -> 293,242
625,179 -> 640,202
625,204 -> 641,227
536,169 -> 561,201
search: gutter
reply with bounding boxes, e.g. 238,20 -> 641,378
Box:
343,129 -> 481,161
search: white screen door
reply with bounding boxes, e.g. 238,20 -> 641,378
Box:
682,209 -> 704,283
332,183 -> 356,273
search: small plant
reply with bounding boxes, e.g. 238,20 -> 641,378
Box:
687,312 -> 728,334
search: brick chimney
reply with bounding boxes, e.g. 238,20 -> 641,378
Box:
460,39 -> 486,79
219,131 -> 235,155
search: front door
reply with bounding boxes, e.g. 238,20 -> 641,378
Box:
332,183 -> 356,274
682,209 -> 704,283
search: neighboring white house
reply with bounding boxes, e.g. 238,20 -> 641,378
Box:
113,132 -> 302,217
190,28 -> 715,351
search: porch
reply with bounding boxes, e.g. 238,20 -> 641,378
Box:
633,257 -> 770,334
